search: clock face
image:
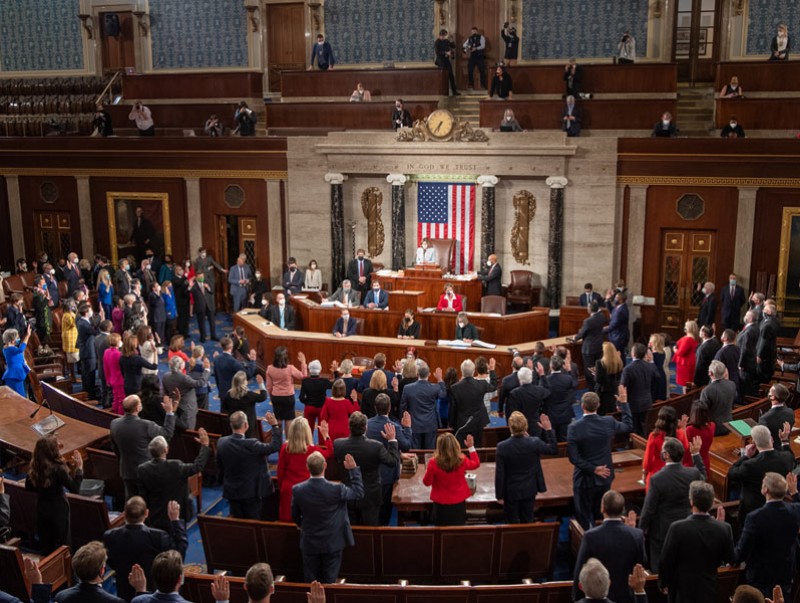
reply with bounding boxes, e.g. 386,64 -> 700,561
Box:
427,109 -> 455,139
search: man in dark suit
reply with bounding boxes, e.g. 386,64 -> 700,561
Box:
699,360 -> 738,435
104,497 -> 187,602
327,279 -> 360,307
110,395 -> 177,501
266,292 -> 295,330
639,436 -> 706,572
449,359 -> 495,446
579,283 -> 604,308
696,281 -> 717,328
190,274 -> 216,342
568,391 -> 634,529
757,304 -> 780,383
737,310 -> 760,397
362,281 -> 389,309
658,481 -> 735,602
575,558 -> 648,603
573,490 -> 646,603
620,343 -> 657,436
357,355 -> 396,393
94,320 -> 112,408
162,356 -> 210,430
720,274 -> 746,330
400,362 -> 444,449
736,471 -> 800,597
334,412 -> 399,526
507,366 -> 550,438
561,95 -> 582,136
76,303 -> 99,399
495,411 -> 557,523
728,424 -> 795,523
366,394 -> 413,525
282,257 -> 304,296
64,252 -> 82,297
292,450 -> 364,583
497,355 -> 523,417
228,254 -> 252,312
759,383 -> 795,447
213,336 -> 257,400
604,292 -> 629,357
542,355 -> 578,442
137,431 -> 211,531
52,541 -> 128,603
193,247 -> 226,301
216,411 -> 283,519
332,308 -> 358,337
714,329 -> 741,402
573,301 -> 608,390
114,259 -> 133,299
478,253 -> 502,296
693,326 -> 721,387
346,249 -> 373,303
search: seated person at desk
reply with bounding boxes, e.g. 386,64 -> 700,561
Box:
415,238 -> 438,264
363,280 -> 388,309
580,282 -> 603,307
651,111 -> 678,137
455,311 -> 478,342
499,109 -> 524,132
392,99 -> 413,130
349,82 -> 372,102
266,292 -> 295,330
333,309 -> 357,337
437,283 -> 464,312
397,309 -> 421,339
329,279 -> 360,307
561,95 -> 581,137
488,65 -> 513,99
720,76 -> 743,98
720,116 -> 746,138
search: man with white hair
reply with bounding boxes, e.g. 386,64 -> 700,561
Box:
506,366 -> 550,437
449,358 -> 495,446
728,423 -> 794,523
576,558 -> 648,602
697,281 -> 717,329
400,362 -> 444,449
161,354 -> 211,430
699,359 -> 737,436
737,309 -> 760,396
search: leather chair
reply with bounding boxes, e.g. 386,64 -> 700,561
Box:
480,295 -> 506,315
507,270 -> 537,311
565,295 -> 581,306
354,318 -> 365,335
428,238 -> 455,272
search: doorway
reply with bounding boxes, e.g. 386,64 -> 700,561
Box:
100,11 -> 136,73
216,215 -> 258,311
658,230 -> 716,337
456,0 -> 501,90
35,212 -> 75,262
266,3 -> 306,93
672,0 -> 720,83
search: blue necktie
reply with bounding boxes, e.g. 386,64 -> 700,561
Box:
280,308 -> 285,329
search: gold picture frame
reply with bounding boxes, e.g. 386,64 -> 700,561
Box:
106,192 -> 171,266
776,206 -> 800,327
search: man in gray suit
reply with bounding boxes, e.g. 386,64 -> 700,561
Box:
162,355 -> 211,430
400,362 -> 444,449
327,279 -> 360,307
227,253 -> 252,313
572,301 -> 608,390
110,394 -> 178,500
699,360 -> 737,435
193,246 -> 226,307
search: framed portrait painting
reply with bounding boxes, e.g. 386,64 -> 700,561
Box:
777,207 -> 800,327
106,192 -> 171,266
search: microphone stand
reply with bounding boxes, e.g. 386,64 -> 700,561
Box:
30,396 -> 65,436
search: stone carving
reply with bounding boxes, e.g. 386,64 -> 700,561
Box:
360,187 -> 385,257
396,117 -> 489,143
511,190 -> 536,265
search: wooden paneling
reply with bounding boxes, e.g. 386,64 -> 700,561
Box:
480,99 -> 677,130
716,61 -> 800,93
750,188 -> 798,291
18,176 -> 81,258
122,72 -> 263,100
455,0 -> 501,89
280,69 -> 448,98
105,103 -> 242,133
509,63 -> 678,94
101,11 -> 135,72
265,100 -> 439,129
714,98 -> 800,129
267,4 -> 306,92
0,178 -> 14,271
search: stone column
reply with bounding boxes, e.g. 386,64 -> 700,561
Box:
626,185 -> 649,301
5,176 -> 25,260
477,175 -> 499,267
325,173 -> 347,289
734,187 -> 758,291
184,178 -> 203,257
75,176 -> 94,257
545,176 -> 568,308
265,179 -> 285,285
386,174 -> 408,270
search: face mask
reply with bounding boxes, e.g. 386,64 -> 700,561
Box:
118,342 -> 123,348
278,299 -> 285,307
185,261 -> 191,267
73,258 -> 79,265
585,290 -> 592,296
373,287 -> 379,292
357,255 -> 364,261
255,272 -> 261,279
616,287 -> 624,292
486,260 -> 492,267
200,253 -> 207,259
125,265 -> 130,271
730,122 -> 737,128
261,298 -> 267,306
15,338 -> 20,345
49,269 -> 55,276
20,265 -> 26,271
701,288 -> 707,295
343,287 -> 351,292
342,314 -> 350,321
662,120 -> 670,126
458,321 -> 465,328
146,254 -> 153,259
729,279 -> 736,286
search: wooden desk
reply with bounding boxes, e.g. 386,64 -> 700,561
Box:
388,290 -> 425,312
715,61 -> 800,93
373,271 -> 483,310
509,63 -> 678,95
392,450 -> 644,514
265,100 -> 439,129
0,387 -> 109,458
714,98 -> 800,129
290,297 -> 550,345
280,68 -> 449,98
559,305 -> 610,337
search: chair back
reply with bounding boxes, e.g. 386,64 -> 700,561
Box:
565,295 -> 581,306
429,238 -> 455,272
509,270 -> 532,293
354,318 -> 365,335
480,295 -> 506,315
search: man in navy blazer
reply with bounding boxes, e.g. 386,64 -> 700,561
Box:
758,383 -> 795,449
213,336 -> 257,400
573,301 -> 608,389
720,274 -> 746,330
52,541 -> 129,603
604,292 -> 629,356
573,490 -> 646,603
356,353 -> 396,391
216,411 -> 283,519
696,281 -> 717,328
543,355 -> 577,442
495,411 -> 557,523
497,356 -> 523,417
620,344 -> 657,436
366,394 -> 413,524
282,257 -> 304,296
76,303 -> 100,399
736,471 -> 800,597
292,450 -> 365,583
568,390 -> 633,529
363,281 -> 389,309
227,254 -> 252,312
579,283 -> 604,308
507,366 -> 550,438
400,363 -> 444,449
332,308 -> 358,337
714,329 -> 741,401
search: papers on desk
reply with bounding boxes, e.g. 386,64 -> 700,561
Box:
376,269 -> 395,276
438,339 -> 497,349
320,301 -> 344,308
422,307 -> 438,313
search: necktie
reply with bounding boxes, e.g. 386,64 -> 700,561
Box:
731,285 -> 735,298
359,260 -> 364,277
280,308 -> 285,329
240,266 -> 244,282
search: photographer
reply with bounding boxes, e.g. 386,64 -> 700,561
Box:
204,114 -> 224,137
128,100 -> 154,136
617,31 -> 636,64
462,26 -> 487,90
234,101 -> 257,137
500,23 -> 519,66
92,103 -> 114,137
391,99 -> 412,131
434,29 -> 459,96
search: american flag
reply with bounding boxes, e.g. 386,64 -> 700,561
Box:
417,182 -> 476,274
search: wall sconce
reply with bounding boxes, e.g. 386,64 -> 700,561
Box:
245,6 -> 260,32
132,10 -> 150,36
78,14 -> 94,39
434,0 -> 447,27
653,0 -> 662,19
509,0 -> 518,24
734,0 -> 744,16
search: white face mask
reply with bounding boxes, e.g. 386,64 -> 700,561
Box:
662,119 -> 670,126
261,298 -> 267,306
255,273 -> 261,279
278,299 -> 285,307
729,122 -> 737,128
200,252 -> 207,259
73,258 -> 79,265
50,269 -> 55,276
342,314 -> 350,321
486,260 -> 492,267
458,321 -> 465,328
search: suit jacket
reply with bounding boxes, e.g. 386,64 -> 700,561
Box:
449,376 -> 495,433
714,344 -> 741,395
561,104 -> 582,135
693,337 -> 721,386
214,352 -> 255,400
362,288 -> 389,309
114,269 -> 132,298
567,405 -> 633,488
579,291 -> 603,307
736,498 -> 800,589
495,430 -> 557,501
720,284 -> 745,328
620,360 -> 657,414
104,521 -> 188,602
54,582 -> 126,603
162,369 -> 209,430
697,293 -> 717,328
266,304 -> 295,330
400,379 -> 444,434
228,264 -> 253,290
498,371 -> 520,416
131,592 -> 191,603
0,492 -> 9,529
216,429 -> 283,500
346,258 -> 373,291
572,520 -> 647,603
137,446 -> 211,530
65,265 -> 81,296
292,470 -> 364,554
455,322 -> 479,341
543,371 -> 578,426
728,445 -> 795,519
282,268 -> 303,295
759,405 -> 795,451
699,379 -> 737,435
757,316 -> 780,370
576,311 -> 608,356
651,121 -> 678,137
606,303 -> 629,350
366,415 -> 412,484
737,323 -> 759,377
658,514 -> 735,603
110,413 -> 176,480
333,316 -> 358,337
328,287 -> 360,306
334,436 -> 399,507
76,317 -> 98,369
507,382 -> 550,435
193,254 -> 224,289
479,263 -> 502,296
94,332 -> 111,383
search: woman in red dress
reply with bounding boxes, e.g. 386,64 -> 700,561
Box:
674,320 -> 699,393
685,400 -> 715,471
642,405 -> 692,490
422,432 -> 480,526
276,416 -> 333,522
320,379 -> 359,442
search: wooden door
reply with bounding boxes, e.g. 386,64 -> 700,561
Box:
673,0 -> 721,83
216,215 -> 259,311
267,3 -> 306,93
100,11 -> 136,73
35,212 -> 74,261
659,230 -> 716,337
456,0 -> 501,90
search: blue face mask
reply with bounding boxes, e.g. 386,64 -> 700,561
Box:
15,338 -> 20,345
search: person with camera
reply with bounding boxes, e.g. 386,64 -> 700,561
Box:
92,102 -> 114,137
128,100 -> 154,136
462,26 -> 487,90
617,31 -> 636,64
434,29 -> 459,96
234,102 -> 257,137
501,22 -> 519,66
391,99 -> 412,131
204,114 -> 224,136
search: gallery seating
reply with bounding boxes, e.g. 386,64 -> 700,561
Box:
280,68 -> 449,98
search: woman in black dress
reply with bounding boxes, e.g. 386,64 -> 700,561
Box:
222,370 -> 268,439
397,309 -> 421,339
26,436 -> 83,554
594,341 -> 623,415
120,334 -> 158,396
361,369 -> 399,419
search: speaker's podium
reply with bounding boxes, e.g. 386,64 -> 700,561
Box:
373,266 -> 482,309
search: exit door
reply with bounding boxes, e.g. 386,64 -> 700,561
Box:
216,215 -> 258,311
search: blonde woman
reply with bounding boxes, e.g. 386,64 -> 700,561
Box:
661,333 -> 673,394
222,370 -> 267,439
648,333 -> 668,402
61,301 -> 79,380
674,320 -> 699,393
422,432 -> 479,526
277,416 -> 332,522
97,269 -> 114,318
594,341 -> 623,415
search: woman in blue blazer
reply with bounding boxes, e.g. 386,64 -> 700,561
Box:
3,324 -> 31,396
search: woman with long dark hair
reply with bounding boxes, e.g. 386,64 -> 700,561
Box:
266,346 -> 307,433
641,405 -> 691,489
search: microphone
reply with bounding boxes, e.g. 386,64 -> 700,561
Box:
454,415 -> 474,437
30,397 -> 53,420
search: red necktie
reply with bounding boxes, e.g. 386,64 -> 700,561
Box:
359,260 -> 364,277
